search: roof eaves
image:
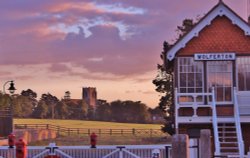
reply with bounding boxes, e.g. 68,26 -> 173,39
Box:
166,2 -> 250,61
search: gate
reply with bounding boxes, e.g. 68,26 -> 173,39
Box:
0,141 -> 201,158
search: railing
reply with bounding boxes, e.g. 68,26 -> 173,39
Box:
174,88 -> 214,129
174,87 -> 220,155
211,87 -> 220,156
233,87 -> 244,157
0,144 -> 170,158
14,124 -> 164,137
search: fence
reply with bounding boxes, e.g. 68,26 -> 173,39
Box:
0,144 -> 170,158
14,124 -> 164,137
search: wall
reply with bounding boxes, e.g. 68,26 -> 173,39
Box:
0,129 -> 57,145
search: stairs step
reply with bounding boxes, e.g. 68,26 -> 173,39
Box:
219,131 -> 236,133
221,147 -> 239,149
218,126 -> 236,128
221,152 -> 239,156
220,142 -> 238,144
219,136 -> 237,138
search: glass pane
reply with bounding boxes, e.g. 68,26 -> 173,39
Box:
188,73 -> 194,87
196,73 -> 202,87
216,87 -> 224,102
180,73 -> 187,87
180,88 -> 186,93
238,72 -> 245,91
225,87 -> 232,101
188,88 -> 194,93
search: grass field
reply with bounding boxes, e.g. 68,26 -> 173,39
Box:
14,119 -> 169,145
14,118 -> 162,129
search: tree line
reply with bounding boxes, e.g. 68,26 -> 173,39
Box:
0,89 -> 164,124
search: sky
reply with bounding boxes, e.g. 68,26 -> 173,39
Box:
0,0 -> 248,108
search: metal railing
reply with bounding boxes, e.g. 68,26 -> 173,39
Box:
233,87 -> 244,157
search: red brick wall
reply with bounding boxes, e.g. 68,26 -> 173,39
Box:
177,16 -> 250,56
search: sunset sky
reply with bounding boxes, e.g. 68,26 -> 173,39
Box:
0,0 -> 248,107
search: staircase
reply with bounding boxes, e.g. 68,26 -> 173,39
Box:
212,87 -> 244,157
218,123 -> 239,155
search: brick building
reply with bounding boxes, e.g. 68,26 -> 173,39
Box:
165,1 -> 250,156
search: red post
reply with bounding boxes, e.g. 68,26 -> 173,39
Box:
15,138 -> 27,158
8,133 -> 15,148
90,132 -> 97,148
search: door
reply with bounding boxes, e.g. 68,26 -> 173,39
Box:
207,61 -> 233,104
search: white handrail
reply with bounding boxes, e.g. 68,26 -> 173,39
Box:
175,88 -> 178,134
233,87 -> 245,156
211,87 -> 220,155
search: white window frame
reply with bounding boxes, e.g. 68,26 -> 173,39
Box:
206,61 -> 233,104
236,57 -> 250,92
177,57 -> 204,104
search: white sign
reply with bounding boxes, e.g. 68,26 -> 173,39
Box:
194,53 -> 235,61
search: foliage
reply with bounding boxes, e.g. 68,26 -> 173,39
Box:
0,93 -> 11,110
95,99 -> 111,121
153,18 -> 196,135
12,95 -> 34,118
152,41 -> 175,135
0,89 -> 159,124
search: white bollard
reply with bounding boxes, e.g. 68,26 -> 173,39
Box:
152,149 -> 160,158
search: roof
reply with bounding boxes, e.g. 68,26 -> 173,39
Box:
167,1 -> 250,61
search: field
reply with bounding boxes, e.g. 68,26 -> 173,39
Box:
14,118 -> 162,129
14,119 -> 169,146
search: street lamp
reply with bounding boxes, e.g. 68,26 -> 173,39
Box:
2,80 -> 16,135
3,80 -> 16,94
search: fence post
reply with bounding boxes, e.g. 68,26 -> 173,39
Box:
200,129 -> 211,158
172,134 -> 189,158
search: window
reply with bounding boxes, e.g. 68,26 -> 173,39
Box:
178,57 -> 204,94
237,57 -> 250,91
207,61 -> 232,102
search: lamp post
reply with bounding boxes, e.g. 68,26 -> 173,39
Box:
2,80 -> 16,135
3,80 -> 16,94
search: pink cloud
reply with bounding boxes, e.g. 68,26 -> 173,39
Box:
0,0 -> 246,78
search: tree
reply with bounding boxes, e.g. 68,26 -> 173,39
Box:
95,99 -> 111,121
152,41 -> 175,135
176,19 -> 194,39
153,19 -> 196,135
39,93 -> 59,119
12,95 -> 34,118
32,100 -> 49,119
0,93 -> 11,110
21,89 -> 37,99
54,101 -> 69,119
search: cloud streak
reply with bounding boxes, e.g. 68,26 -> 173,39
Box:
0,0 -> 247,106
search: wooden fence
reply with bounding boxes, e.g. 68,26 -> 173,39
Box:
14,124 -> 164,137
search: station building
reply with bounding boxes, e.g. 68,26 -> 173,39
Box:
165,1 -> 250,156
